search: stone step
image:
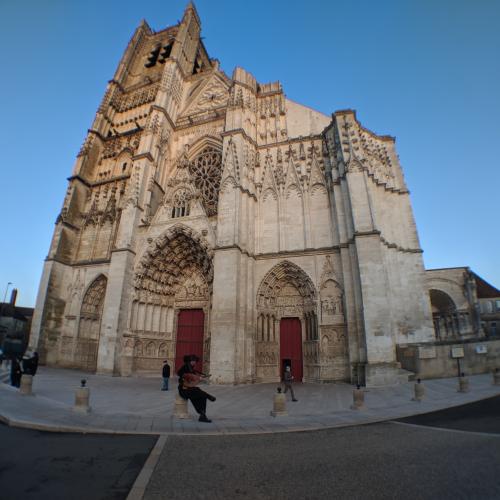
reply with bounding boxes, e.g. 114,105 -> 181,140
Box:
396,368 -> 415,384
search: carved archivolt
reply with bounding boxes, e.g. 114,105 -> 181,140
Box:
134,225 -> 213,298
80,275 -> 107,321
257,260 -> 316,311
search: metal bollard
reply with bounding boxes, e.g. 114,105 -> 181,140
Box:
412,378 -> 425,402
173,394 -> 190,419
493,369 -> 500,386
458,373 -> 469,393
19,374 -> 33,395
271,387 -> 288,417
74,379 -> 91,413
351,385 -> 365,410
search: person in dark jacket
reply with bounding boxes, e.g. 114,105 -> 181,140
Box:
10,357 -> 22,388
283,365 -> 298,402
161,360 -> 170,391
23,352 -> 39,376
177,354 -> 215,423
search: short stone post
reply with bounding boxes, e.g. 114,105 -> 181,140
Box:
74,379 -> 91,413
19,374 -> 33,395
458,373 -> 469,393
493,368 -> 500,386
271,387 -> 288,417
412,378 -> 425,402
173,394 -> 190,419
351,385 -> 365,410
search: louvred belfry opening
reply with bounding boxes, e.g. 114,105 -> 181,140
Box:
175,309 -> 205,372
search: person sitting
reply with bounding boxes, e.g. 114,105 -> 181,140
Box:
177,355 -> 215,423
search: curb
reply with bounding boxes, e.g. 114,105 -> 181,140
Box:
1,391 -> 500,437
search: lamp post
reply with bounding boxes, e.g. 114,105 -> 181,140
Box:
1,282 -> 13,317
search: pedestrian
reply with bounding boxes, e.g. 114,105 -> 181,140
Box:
23,352 -> 39,376
10,357 -> 22,388
283,365 -> 298,402
161,360 -> 170,391
177,354 -> 216,423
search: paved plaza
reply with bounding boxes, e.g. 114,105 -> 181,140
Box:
1,367 -> 500,435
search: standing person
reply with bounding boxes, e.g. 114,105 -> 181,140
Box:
177,355 -> 216,423
23,352 -> 39,376
161,360 -> 170,391
10,357 -> 22,388
283,365 -> 298,402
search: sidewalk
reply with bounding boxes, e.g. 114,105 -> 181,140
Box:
1,367 -> 499,435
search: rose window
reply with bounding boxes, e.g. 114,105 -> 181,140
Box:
189,146 -> 222,216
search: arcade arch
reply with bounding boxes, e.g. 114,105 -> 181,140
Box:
429,288 -> 471,338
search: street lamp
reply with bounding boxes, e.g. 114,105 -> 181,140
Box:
1,282 -> 13,318
2,282 -> 13,305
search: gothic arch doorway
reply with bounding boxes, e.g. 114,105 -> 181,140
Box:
75,275 -> 107,372
256,261 -> 317,382
129,225 -> 213,374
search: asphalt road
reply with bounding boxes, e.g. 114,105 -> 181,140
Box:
1,397 -> 499,500
398,394 -> 500,433
144,398 -> 500,500
0,424 -> 157,500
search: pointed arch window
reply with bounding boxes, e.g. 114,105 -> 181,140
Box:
171,189 -> 191,218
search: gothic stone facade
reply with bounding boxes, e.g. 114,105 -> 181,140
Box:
30,3 -> 436,386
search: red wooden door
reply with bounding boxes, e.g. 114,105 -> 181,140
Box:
280,317 -> 303,381
175,309 -> 204,372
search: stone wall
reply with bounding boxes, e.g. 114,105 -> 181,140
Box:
397,339 -> 500,379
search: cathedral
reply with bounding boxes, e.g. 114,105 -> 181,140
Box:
30,2 -> 454,386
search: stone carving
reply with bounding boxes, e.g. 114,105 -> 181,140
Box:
221,138 -> 240,183
175,271 -> 209,301
102,131 -> 141,160
111,83 -> 159,113
134,225 -> 213,296
320,327 -> 348,360
258,260 -> 316,311
186,78 -> 228,114
256,345 -> 278,365
66,269 -> 86,317
78,133 -> 96,157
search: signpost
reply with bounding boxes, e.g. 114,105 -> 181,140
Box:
451,346 -> 465,378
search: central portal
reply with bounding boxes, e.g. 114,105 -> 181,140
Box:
175,309 -> 205,372
280,317 -> 303,381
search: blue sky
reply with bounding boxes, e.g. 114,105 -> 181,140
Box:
0,0 -> 499,307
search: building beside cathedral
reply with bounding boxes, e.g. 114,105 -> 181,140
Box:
29,3 -> 498,386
